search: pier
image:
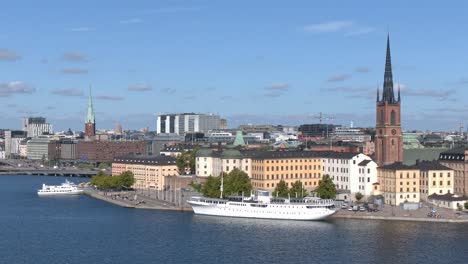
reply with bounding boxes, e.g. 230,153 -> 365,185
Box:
0,169 -> 98,177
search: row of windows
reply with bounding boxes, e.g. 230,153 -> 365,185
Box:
252,173 -> 321,180
262,165 -> 321,171
252,181 -> 318,188
264,159 -> 320,164
420,172 -> 451,178
419,180 -> 451,187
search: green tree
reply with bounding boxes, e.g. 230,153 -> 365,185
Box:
77,163 -> 93,170
201,176 -> 221,198
315,174 -> 337,199
118,171 -> 135,188
189,181 -> 202,192
355,192 -> 364,202
98,162 -> 111,170
273,180 -> 289,198
289,180 -> 309,198
465,202 -> 468,210
176,148 -> 198,175
223,168 -> 252,197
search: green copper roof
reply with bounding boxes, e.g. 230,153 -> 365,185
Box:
86,87 -> 95,124
233,130 -> 246,147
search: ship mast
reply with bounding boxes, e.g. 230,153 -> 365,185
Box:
220,173 -> 224,199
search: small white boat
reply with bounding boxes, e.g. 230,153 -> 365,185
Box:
37,180 -> 84,196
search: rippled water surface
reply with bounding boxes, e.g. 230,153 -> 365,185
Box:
0,175 -> 467,264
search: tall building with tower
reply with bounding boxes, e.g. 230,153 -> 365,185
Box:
85,88 -> 96,139
375,35 -> 403,166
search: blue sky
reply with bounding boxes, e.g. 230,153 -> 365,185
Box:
1,0 -> 467,132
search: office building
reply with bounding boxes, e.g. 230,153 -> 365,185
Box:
156,113 -> 221,135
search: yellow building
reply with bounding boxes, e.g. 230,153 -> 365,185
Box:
250,151 -> 323,192
378,163 -> 420,205
112,156 -> 179,190
418,161 -> 454,202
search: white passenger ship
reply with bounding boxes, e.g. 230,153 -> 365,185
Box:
37,180 -> 84,196
188,191 -> 336,221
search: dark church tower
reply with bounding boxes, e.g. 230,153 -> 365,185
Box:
375,35 -> 403,166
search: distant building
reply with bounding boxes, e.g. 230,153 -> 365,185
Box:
417,160 -> 454,202
322,153 -> 377,200
332,126 -> 371,142
298,124 -> 336,138
112,155 -> 178,190
196,146 -> 251,177
22,117 -> 53,138
378,163 -> 420,205
115,123 -> 122,135
48,138 -> 78,162
156,113 -> 221,135
77,140 -> 147,163
27,136 -> 54,160
220,119 -> 228,129
439,148 -> 467,196
4,130 -> 27,158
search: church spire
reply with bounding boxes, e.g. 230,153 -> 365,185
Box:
382,34 -> 396,103
86,85 -> 95,124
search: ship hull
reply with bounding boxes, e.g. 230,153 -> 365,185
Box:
188,201 -> 336,221
37,190 -> 84,196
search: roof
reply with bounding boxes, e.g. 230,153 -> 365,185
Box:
439,147 -> 467,162
249,150 -> 324,160
113,155 -> 177,165
379,162 -> 418,171
322,152 -> 360,159
415,160 -> 452,171
441,147 -> 467,155
358,160 -> 372,166
221,148 -> 242,159
428,193 -> 468,202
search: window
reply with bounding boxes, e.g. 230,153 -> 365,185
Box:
390,110 -> 396,125
380,110 -> 384,125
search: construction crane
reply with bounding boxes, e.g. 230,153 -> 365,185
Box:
306,112 -> 336,124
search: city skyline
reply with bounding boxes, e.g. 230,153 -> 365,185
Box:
1,1 -> 467,131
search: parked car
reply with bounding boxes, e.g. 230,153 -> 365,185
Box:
341,203 -> 348,209
359,206 -> 366,212
348,206 -> 354,211
352,205 -> 359,211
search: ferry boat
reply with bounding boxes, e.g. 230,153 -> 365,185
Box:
37,180 -> 84,196
188,190 -> 336,221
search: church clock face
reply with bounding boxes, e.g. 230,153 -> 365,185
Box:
391,129 -> 396,135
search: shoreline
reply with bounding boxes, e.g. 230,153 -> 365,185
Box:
84,190 -> 468,223
83,189 -> 193,212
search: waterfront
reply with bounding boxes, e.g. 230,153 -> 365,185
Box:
1,175 -> 467,264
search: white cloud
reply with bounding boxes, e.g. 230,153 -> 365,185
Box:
0,81 -> 35,96
0,49 -> 22,61
63,52 -> 88,62
61,68 -> 89,74
326,74 -> 351,82
303,21 -> 374,37
128,84 -> 152,91
303,21 -> 354,33
52,88 -> 84,97
96,95 -> 124,101
120,18 -> 143,24
68,27 -> 95,32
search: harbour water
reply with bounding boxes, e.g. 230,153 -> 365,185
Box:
1,175 -> 467,264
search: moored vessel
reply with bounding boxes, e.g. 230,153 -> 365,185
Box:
37,180 -> 84,196
188,190 -> 336,221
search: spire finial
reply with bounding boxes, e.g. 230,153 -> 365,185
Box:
398,84 -> 401,102
377,86 -> 380,102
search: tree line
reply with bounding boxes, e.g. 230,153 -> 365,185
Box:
90,171 -> 135,189
198,168 -> 252,198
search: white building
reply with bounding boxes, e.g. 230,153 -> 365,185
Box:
4,130 -> 27,158
23,117 -> 53,138
27,136 -> 53,160
196,147 -> 251,177
156,113 -> 220,135
322,153 -> 377,200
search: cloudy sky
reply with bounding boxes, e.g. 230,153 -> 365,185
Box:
1,0 -> 467,132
